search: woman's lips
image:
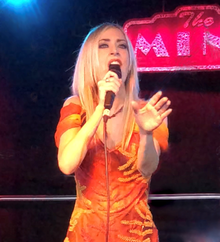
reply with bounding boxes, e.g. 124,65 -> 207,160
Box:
108,59 -> 122,67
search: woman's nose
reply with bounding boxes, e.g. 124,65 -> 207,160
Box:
110,46 -> 119,56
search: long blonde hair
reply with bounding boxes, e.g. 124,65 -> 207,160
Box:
72,23 -> 140,149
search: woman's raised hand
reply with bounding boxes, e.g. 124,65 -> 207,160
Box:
132,91 -> 172,134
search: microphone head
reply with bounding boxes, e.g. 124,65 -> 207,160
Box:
104,63 -> 122,117
109,63 -> 122,79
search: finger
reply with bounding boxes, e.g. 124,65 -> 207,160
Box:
99,76 -> 119,86
105,80 -> 121,91
104,71 -> 121,80
99,81 -> 120,97
107,76 -> 122,86
148,91 -> 163,106
97,79 -> 106,88
104,79 -> 122,93
160,108 -> 172,120
154,97 -> 168,111
111,86 -> 120,94
158,100 -> 171,114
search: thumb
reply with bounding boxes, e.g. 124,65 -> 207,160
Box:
131,101 -> 139,114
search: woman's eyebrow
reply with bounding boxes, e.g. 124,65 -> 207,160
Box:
117,39 -> 126,43
99,39 -> 110,42
98,39 -> 126,42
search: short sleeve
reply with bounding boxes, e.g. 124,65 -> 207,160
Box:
136,100 -> 169,151
153,122 -> 169,151
54,103 -> 84,147
133,122 -> 169,151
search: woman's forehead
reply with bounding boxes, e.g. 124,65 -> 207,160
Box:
98,27 -> 126,40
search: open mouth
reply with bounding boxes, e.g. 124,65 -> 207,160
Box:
108,59 -> 122,66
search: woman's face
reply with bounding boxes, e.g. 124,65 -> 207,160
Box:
97,27 -> 130,83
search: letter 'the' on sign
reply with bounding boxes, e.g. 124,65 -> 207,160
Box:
124,5 -> 220,72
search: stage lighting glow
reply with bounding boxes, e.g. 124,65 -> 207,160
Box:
6,0 -> 32,6
3,0 -> 39,18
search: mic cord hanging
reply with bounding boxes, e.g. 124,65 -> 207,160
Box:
103,63 -> 121,241
103,118 -> 110,242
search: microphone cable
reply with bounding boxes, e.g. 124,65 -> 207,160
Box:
103,118 -> 110,242
103,63 -> 121,241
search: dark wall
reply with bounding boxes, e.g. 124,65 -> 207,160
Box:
139,72 -> 220,194
0,0 -> 219,241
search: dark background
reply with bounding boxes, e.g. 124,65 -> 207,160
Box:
0,0 -> 219,241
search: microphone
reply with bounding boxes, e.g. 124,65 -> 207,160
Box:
103,63 -> 122,122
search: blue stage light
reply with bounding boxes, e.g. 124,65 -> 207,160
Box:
6,0 -> 32,6
2,0 -> 41,25
2,0 -> 39,16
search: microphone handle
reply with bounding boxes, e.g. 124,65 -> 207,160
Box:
103,64 -> 121,122
104,91 -> 115,110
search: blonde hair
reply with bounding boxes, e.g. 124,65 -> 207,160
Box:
72,23 -> 140,148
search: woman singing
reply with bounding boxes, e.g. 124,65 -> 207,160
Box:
55,22 -> 172,242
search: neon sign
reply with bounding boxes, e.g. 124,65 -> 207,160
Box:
124,5 -> 220,72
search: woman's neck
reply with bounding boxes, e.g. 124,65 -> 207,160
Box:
110,84 -> 126,115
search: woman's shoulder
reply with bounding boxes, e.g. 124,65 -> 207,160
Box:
59,96 -> 82,116
63,95 -> 81,107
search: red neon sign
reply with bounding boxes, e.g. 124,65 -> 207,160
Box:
124,5 -> 220,72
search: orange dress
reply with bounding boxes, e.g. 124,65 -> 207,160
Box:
55,103 -> 169,242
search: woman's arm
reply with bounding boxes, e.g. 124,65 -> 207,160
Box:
136,131 -> 160,178
58,71 -> 122,175
58,97 -> 104,175
132,91 -> 172,178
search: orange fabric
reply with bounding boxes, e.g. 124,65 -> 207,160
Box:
64,137 -> 159,242
134,100 -> 169,151
153,122 -> 169,151
54,102 -> 169,242
54,103 -> 82,147
134,122 -> 169,151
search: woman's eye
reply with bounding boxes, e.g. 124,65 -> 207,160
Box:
119,44 -> 128,49
99,43 -> 108,48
